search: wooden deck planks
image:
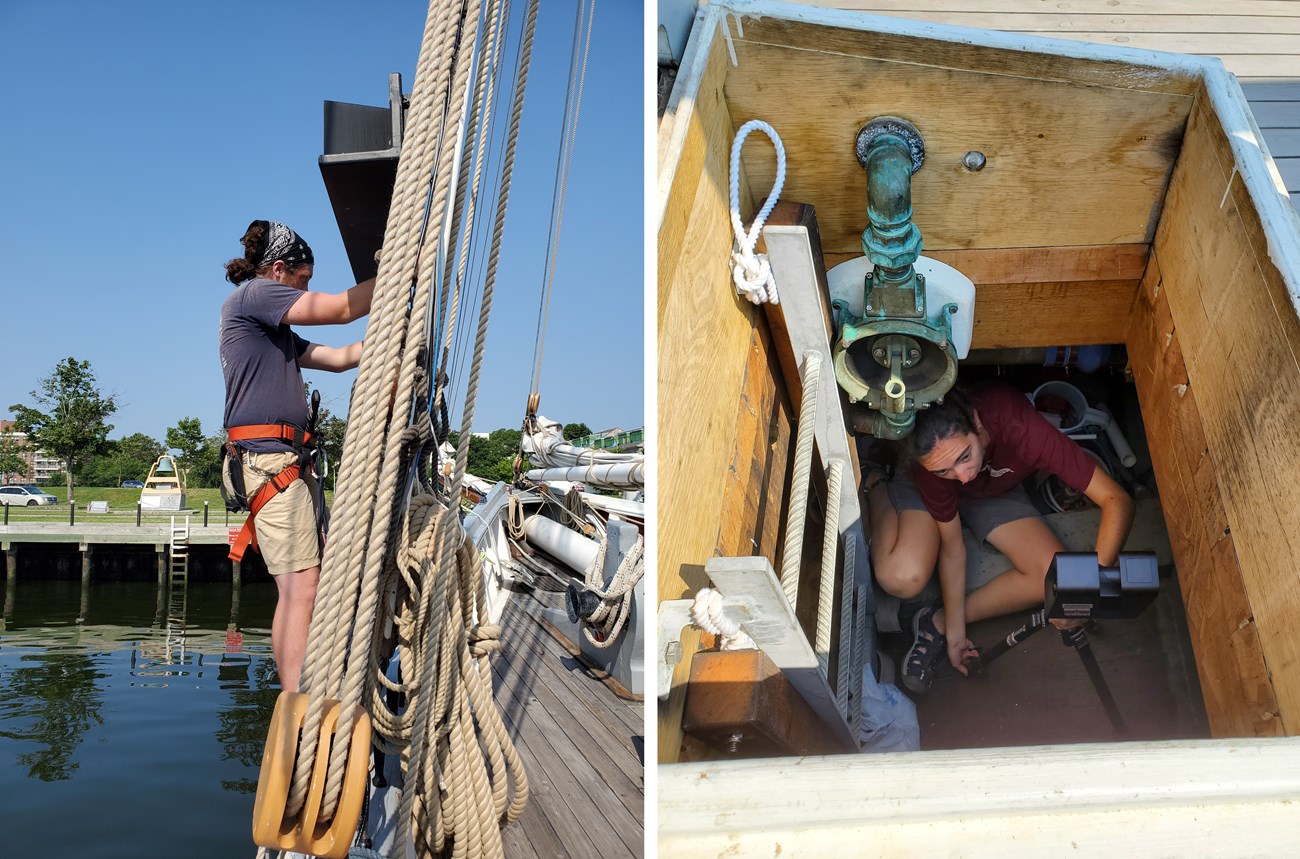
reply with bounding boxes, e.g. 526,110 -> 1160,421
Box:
799,1 -> 1300,78
492,593 -> 644,858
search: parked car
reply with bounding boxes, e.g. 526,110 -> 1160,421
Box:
0,485 -> 59,506
121,479 -> 145,488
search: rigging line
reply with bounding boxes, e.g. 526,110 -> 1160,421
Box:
527,0 -> 595,405
439,0 -> 511,395
434,0 -> 506,366
446,0 -> 520,419
426,0 -> 507,440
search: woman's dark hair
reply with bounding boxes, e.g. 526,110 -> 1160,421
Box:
223,221 -> 309,284
909,386 -> 978,459
224,222 -> 267,284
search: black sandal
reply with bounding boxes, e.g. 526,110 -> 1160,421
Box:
901,606 -> 946,694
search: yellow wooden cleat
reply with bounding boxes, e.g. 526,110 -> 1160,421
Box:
251,691 -> 372,859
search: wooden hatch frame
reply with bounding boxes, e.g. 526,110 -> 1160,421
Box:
658,1 -> 1300,763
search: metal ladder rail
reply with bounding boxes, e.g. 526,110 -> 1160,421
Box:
169,515 -> 190,583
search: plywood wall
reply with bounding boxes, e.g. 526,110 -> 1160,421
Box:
1128,254 -> 1281,736
658,23 -> 798,763
723,14 -> 1196,255
1140,84 -> 1300,734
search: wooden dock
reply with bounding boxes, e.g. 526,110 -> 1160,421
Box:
496,589 -> 645,859
1,520 -> 245,584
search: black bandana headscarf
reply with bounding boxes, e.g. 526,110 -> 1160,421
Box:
252,220 -> 314,267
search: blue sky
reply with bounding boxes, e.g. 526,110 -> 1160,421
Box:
0,0 -> 644,444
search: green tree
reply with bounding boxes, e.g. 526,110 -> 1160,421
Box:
9,358 -> 117,499
563,422 -> 592,441
0,433 -> 27,482
164,417 -> 223,488
80,432 -> 165,486
165,417 -> 205,461
317,415 -> 348,489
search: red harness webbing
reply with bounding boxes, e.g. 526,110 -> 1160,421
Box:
228,464 -> 302,562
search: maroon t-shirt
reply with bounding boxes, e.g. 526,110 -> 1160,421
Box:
913,383 -> 1097,523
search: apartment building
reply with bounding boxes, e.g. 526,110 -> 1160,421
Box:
0,420 -> 66,484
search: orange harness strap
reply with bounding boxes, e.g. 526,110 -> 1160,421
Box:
229,465 -> 302,563
227,424 -> 314,447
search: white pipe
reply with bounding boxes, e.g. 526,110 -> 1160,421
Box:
1098,404 -> 1138,468
523,462 -> 645,488
575,493 -> 646,520
522,515 -> 599,575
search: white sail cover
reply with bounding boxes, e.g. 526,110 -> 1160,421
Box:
523,415 -> 645,489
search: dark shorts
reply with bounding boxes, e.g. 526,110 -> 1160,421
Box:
887,473 -> 1040,546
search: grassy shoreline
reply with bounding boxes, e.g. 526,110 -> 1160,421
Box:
0,486 -> 335,523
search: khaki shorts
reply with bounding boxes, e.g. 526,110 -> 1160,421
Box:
231,450 -> 321,575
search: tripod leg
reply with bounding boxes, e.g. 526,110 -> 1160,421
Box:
970,610 -> 1047,672
1062,627 -> 1127,736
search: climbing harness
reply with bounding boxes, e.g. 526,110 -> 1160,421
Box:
729,119 -> 787,305
222,422 -> 318,563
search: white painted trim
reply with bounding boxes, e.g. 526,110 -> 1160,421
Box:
657,5 -> 725,227
660,738 -> 1300,856
1200,63 -> 1300,317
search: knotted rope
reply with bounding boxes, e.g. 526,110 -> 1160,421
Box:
690,587 -> 756,651
729,119 -> 786,305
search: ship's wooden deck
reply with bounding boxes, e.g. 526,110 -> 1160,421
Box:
495,589 -> 645,859
800,0 -> 1300,209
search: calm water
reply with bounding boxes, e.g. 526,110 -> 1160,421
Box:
0,579 -> 280,858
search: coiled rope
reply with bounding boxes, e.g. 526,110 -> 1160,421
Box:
576,532 -> 644,648
269,1 -> 538,856
729,119 -> 786,305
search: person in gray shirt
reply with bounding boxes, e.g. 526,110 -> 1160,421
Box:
219,219 -> 375,692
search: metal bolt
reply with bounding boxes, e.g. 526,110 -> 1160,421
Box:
963,151 -> 987,171
727,732 -> 744,754
873,348 -> 886,361
664,640 -> 683,667
909,349 -> 920,361
864,303 -> 873,312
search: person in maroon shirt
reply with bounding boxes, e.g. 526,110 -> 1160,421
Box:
861,382 -> 1134,693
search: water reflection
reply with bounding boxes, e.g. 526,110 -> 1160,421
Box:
0,579 -> 280,858
0,648 -> 108,781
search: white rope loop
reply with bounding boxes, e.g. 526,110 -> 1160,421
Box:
729,118 -> 786,305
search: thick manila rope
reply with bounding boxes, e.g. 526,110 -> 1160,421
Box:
290,0 -> 481,819
397,0 -> 540,849
779,350 -> 821,608
289,1 -> 533,842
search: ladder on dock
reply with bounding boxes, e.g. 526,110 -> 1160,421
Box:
169,515 -> 190,583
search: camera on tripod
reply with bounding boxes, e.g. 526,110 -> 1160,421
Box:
1045,551 -> 1160,621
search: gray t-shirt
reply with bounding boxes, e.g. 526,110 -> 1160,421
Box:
219,277 -> 313,453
